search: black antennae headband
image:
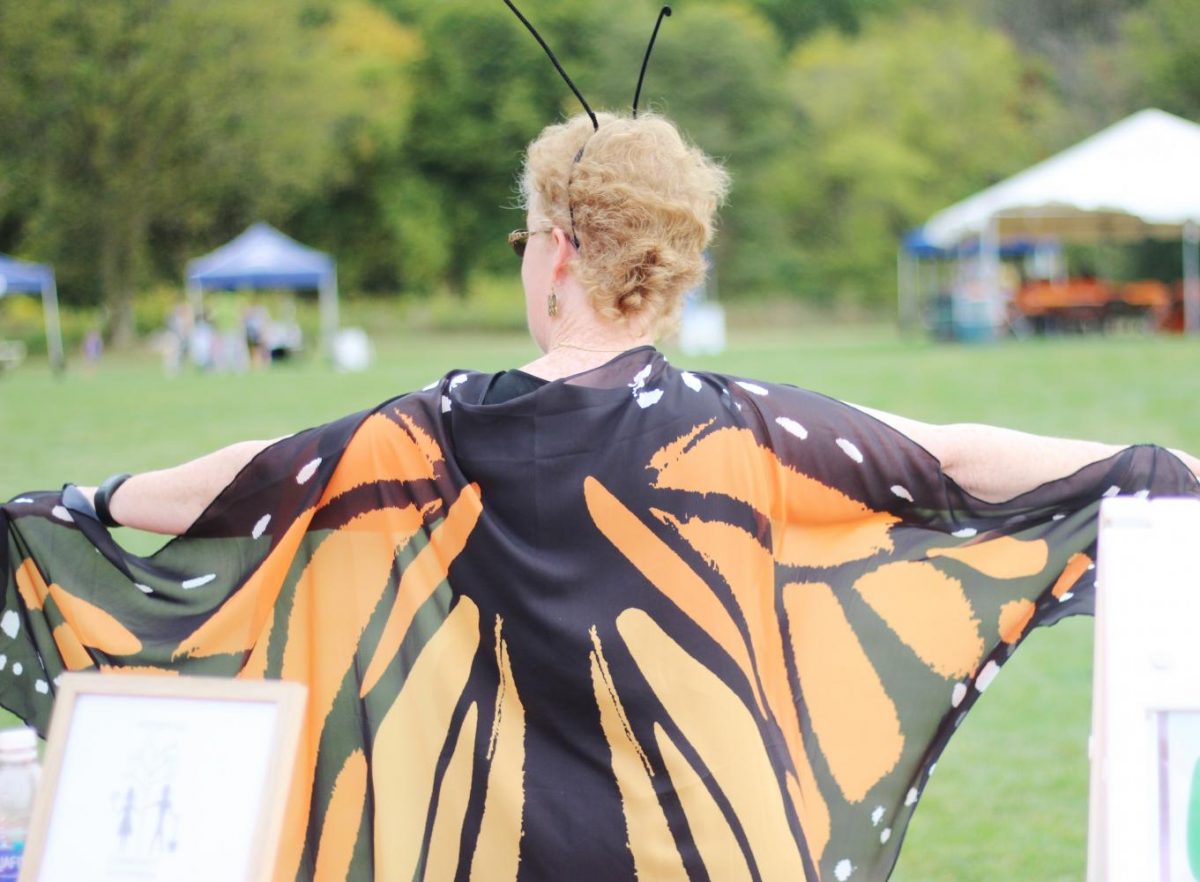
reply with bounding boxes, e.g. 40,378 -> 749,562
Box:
502,2 -> 674,130
501,0 -> 599,131
633,6 -> 672,118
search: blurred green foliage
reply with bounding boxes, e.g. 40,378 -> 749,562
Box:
784,7 -> 1062,304
0,0 -> 1194,340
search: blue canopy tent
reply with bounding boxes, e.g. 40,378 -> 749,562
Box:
0,254 -> 64,371
185,223 -> 338,357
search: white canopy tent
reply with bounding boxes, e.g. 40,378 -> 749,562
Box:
922,108 -> 1200,333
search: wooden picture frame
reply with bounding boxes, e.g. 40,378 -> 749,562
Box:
1088,496 -> 1200,882
20,673 -> 306,882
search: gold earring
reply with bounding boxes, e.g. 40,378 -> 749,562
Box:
547,286 -> 558,318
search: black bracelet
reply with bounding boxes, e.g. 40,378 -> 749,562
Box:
94,473 -> 132,528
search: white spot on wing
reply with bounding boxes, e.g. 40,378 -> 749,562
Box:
834,859 -> 854,881
1103,485 -> 1121,498
441,395 -> 452,413
296,458 -> 322,485
951,682 -> 968,707
35,679 -> 48,694
182,574 -> 216,590
11,662 -> 22,676
0,612 -> 18,639
636,390 -> 664,409
1052,513 -> 1066,521
880,828 -> 891,844
135,583 -> 154,595
890,485 -> 913,502
975,660 -> 1001,692
1059,591 -> 1074,602
12,498 -> 32,504
952,527 -> 978,538
836,438 -> 864,464
629,364 -> 662,408
871,806 -> 885,826
251,514 -> 271,540
0,655 -> 7,671
1134,489 -> 1150,499
905,787 -> 919,807
736,381 -> 768,396
681,371 -> 702,392
776,417 -> 808,440
449,373 -> 469,390
52,506 -> 73,522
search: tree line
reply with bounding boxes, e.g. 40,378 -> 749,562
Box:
1,0 -> 1196,342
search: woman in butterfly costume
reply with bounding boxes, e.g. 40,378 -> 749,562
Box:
3,7 -> 1200,882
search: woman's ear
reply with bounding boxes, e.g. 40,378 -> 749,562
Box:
550,227 -> 576,280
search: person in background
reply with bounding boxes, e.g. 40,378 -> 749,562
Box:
243,300 -> 271,370
81,327 -> 102,375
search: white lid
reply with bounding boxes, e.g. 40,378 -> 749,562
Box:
0,726 -> 38,756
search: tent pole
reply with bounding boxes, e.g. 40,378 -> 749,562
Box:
1184,221 -> 1200,335
320,268 -> 339,361
44,276 -> 65,374
186,280 -> 203,317
982,217 -> 1002,339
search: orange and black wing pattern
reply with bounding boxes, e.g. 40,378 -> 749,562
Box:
3,348 -> 1198,881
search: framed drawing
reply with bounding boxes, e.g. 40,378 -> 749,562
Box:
1088,496 -> 1200,882
20,673 -> 306,882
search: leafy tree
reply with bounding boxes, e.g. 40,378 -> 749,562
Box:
1120,0 -> 1200,119
747,0 -> 900,43
783,9 -> 1064,305
960,0 -> 1148,138
287,2 -> 423,293
966,0 -> 1146,46
0,0 -> 390,344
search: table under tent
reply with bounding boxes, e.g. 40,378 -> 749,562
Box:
185,223 -> 339,360
0,254 -> 65,372
904,108 -> 1200,339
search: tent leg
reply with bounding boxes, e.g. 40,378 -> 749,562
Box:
319,270 -> 339,361
1184,221 -> 1200,336
982,217 -> 1002,339
186,281 -> 203,317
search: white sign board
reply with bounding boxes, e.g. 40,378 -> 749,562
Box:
1088,497 -> 1200,882
20,674 -> 306,882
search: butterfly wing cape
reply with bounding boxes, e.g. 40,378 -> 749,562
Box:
3,348 -> 1198,881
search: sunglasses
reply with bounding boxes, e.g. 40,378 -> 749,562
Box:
507,228 -> 554,259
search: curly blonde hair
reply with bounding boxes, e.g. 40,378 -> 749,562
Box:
520,112 -> 729,331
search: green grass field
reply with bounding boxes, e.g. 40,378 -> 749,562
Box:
2,321 -> 1197,881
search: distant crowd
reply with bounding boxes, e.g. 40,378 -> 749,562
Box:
159,298 -> 302,375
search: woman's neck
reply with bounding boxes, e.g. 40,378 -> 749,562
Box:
522,326 -> 654,381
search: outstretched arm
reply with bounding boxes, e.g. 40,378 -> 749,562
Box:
78,439 -> 275,536
852,405 -> 1200,503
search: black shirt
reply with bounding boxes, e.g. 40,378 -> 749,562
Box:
482,369 -> 548,404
